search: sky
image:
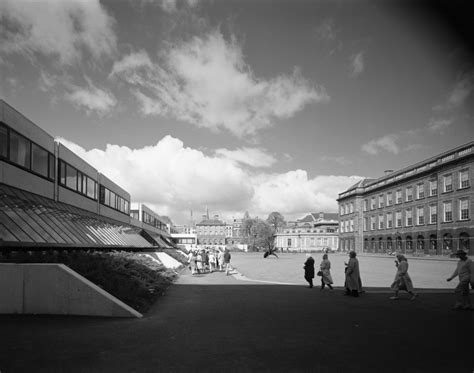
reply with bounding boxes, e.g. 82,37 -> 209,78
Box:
1,0 -> 473,225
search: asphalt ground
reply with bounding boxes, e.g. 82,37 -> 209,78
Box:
0,267 -> 473,373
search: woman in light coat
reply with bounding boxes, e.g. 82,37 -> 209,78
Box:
390,254 -> 417,300
345,251 -> 361,297
319,254 -> 333,291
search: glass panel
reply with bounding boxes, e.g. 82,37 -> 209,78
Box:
99,185 -> 105,204
0,124 -> 8,158
87,177 -> 96,199
0,222 -> 19,241
104,188 -> 110,206
31,143 -> 49,177
48,153 -> 55,180
10,131 -> 31,168
82,174 -> 87,195
66,164 -> 77,190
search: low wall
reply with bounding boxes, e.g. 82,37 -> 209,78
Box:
0,263 -> 142,318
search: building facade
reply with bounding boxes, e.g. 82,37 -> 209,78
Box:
338,142 -> 474,255
274,212 -> 339,252
196,215 -> 226,246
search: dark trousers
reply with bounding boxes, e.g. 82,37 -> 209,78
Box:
305,276 -> 313,288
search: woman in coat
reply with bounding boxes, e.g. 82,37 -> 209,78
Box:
319,254 -> 333,290
303,254 -> 315,288
345,251 -> 361,297
390,254 -> 417,300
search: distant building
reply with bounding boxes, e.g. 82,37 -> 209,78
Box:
337,142 -> 474,255
196,214 -> 226,246
275,212 -> 339,252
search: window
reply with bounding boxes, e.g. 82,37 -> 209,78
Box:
429,180 -> 438,196
443,201 -> 452,222
459,199 -> 469,220
459,169 -> 469,189
406,186 -> 413,202
363,217 -> 368,231
378,214 -> 384,229
378,194 -> 384,208
396,190 -> 402,204
350,219 -> 354,232
370,216 -> 376,230
396,211 -> 402,228
31,143 -> 49,178
371,197 -> 376,210
429,205 -> 437,224
48,154 -> 55,179
10,131 -> 31,169
287,238 -> 292,247
444,174 -> 452,192
386,192 -> 393,206
417,206 -> 424,225
350,202 -> 354,213
405,209 -> 413,226
0,124 -> 7,158
363,199 -> 368,212
417,183 -> 424,199
65,164 -> 78,190
387,212 -> 393,228
99,185 -> 130,214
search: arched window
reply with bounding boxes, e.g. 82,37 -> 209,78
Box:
443,233 -> 453,254
387,237 -> 393,253
379,237 -> 384,253
364,238 -> 368,252
396,236 -> 402,252
406,236 -> 412,253
459,233 -> 470,254
371,238 -> 376,253
417,235 -> 425,254
430,234 -> 438,254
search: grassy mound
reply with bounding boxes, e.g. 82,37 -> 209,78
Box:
0,250 -> 179,313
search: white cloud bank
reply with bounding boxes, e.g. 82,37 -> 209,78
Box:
110,31 -> 329,138
57,136 -> 360,223
0,0 -> 116,65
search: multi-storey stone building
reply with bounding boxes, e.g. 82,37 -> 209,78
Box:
196,215 -> 226,246
274,212 -> 339,252
338,142 -> 474,255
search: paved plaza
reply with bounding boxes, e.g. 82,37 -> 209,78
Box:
0,257 -> 472,373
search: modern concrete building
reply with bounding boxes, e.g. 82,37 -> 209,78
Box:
274,212 -> 339,252
337,142 -> 474,255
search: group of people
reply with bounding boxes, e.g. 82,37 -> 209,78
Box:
303,249 -> 473,310
187,247 -> 232,275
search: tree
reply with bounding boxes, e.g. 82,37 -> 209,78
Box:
266,212 -> 286,233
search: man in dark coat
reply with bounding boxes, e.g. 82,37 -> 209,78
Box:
303,254 -> 315,288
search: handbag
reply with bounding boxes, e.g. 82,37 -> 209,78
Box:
317,270 -> 323,276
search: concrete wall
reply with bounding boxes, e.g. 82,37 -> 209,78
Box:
0,264 -> 142,318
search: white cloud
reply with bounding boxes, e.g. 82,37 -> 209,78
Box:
350,52 -> 364,77
214,147 -> 277,168
427,118 -> 454,133
65,84 -> 117,116
434,71 -> 474,111
56,136 -> 359,224
320,155 -> 352,166
0,0 -> 116,65
111,30 -> 328,138
362,134 -> 400,155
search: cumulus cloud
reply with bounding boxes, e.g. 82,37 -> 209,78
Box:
214,147 -> 277,168
0,0 -> 116,65
434,71 -> 474,111
350,52 -> 364,77
110,30 -> 328,138
56,136 -> 359,224
362,134 -> 400,155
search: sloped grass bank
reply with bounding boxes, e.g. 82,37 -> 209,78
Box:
0,250 -> 182,313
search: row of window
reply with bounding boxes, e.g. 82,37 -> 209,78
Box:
99,185 -> 130,215
59,160 -> 97,200
141,211 -> 167,230
340,169 -> 470,215
0,123 -> 55,180
285,237 -> 338,247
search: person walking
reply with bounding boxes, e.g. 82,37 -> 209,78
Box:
390,254 -> 417,300
344,251 -> 361,297
223,248 -> 232,275
319,254 -> 333,291
303,254 -> 315,288
447,249 -> 473,310
217,249 -> 224,272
